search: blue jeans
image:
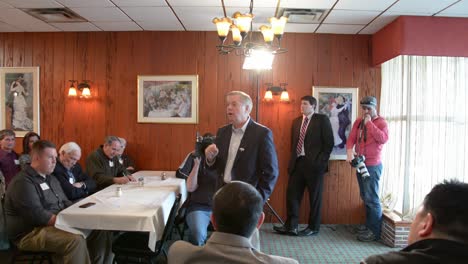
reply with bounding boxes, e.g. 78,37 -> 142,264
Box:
186,210 -> 211,246
356,163 -> 383,238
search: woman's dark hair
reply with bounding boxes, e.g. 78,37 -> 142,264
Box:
22,131 -> 40,155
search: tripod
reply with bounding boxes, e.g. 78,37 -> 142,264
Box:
264,199 -> 284,225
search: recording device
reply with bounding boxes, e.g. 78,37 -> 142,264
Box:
193,132 -> 216,157
350,155 -> 370,178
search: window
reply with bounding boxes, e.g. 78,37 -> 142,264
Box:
380,55 -> 468,216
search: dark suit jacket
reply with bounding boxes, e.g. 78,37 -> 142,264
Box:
53,160 -> 97,201
212,119 -> 279,202
288,113 -> 334,175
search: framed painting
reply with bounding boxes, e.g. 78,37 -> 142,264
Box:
0,67 -> 40,137
313,86 -> 358,160
137,75 -> 198,124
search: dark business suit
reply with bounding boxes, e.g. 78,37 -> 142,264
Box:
286,113 -> 334,230
53,160 -> 97,202
212,119 -> 279,202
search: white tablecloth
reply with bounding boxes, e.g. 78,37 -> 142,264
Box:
55,171 -> 186,251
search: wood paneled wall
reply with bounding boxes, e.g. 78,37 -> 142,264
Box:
0,31 -> 380,224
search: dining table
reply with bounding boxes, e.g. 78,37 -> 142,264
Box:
55,170 -> 187,251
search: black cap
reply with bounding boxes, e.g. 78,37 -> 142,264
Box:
360,96 -> 377,108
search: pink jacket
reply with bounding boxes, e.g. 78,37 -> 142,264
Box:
346,116 -> 388,166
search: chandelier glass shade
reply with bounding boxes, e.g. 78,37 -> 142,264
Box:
212,0 -> 288,56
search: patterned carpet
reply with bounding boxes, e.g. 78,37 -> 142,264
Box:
260,223 -> 398,264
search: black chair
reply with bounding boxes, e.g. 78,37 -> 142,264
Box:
112,193 -> 182,264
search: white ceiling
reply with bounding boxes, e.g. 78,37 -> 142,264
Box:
0,0 -> 466,34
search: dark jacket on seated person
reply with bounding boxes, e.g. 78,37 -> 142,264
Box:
86,146 -> 126,190
362,238 -> 468,264
4,165 -> 72,242
53,159 -> 97,202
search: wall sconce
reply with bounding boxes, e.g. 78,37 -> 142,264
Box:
264,83 -> 289,103
68,80 -> 92,99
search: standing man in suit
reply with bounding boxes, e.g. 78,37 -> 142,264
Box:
204,91 -> 279,203
274,95 -> 334,236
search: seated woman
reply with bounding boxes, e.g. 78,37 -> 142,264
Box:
18,131 -> 40,169
117,137 -> 136,174
177,133 -> 217,246
53,142 -> 96,202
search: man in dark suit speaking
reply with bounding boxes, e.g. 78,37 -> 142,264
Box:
274,95 -> 334,236
205,91 -> 279,203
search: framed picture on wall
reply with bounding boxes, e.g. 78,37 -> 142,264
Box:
0,67 -> 40,137
137,75 -> 198,124
312,86 -> 358,160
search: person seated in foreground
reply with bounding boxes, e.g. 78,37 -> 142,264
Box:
168,181 -> 299,264
5,140 -> 113,264
86,136 -> 135,190
117,137 -> 136,174
362,179 -> 468,264
53,142 -> 97,202
176,132 -> 217,246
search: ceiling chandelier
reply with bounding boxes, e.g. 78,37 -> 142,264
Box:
212,0 -> 288,56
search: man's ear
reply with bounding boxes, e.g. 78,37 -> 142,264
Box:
210,214 -> 217,231
256,212 -> 265,229
418,212 -> 434,237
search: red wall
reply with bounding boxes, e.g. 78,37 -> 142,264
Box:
373,16 -> 468,65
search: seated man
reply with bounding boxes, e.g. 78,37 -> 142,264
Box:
362,179 -> 468,264
86,136 -> 135,190
168,181 -> 298,264
54,142 -> 97,202
0,129 -> 20,188
5,140 -> 112,264
117,137 -> 136,174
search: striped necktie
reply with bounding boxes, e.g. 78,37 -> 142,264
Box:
296,116 -> 309,156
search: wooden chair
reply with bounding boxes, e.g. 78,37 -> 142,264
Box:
112,193 -> 182,264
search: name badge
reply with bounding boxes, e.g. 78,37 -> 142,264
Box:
109,161 -> 114,167
14,159 -> 20,165
40,183 -> 50,191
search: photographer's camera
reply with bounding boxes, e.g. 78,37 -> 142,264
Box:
350,155 -> 370,178
194,132 -> 216,157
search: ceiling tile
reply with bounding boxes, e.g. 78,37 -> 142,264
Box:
359,14 -> 399,34
71,7 -> 130,22
335,0 -> 396,11
137,20 -> 184,30
0,21 -> 20,31
1,0 -> 63,8
0,8 -> 45,26
173,6 -> 222,31
49,22 -> 101,31
93,21 -> 142,31
437,0 -> 468,16
0,1 -> 13,8
56,0 -> 115,8
121,6 -> 177,21
284,23 -> 319,33
316,24 -> 364,34
280,0 -> 337,9
225,7 -> 276,23
324,10 -> 381,24
387,0 -> 458,14
112,0 -> 166,6
20,21 -> 60,31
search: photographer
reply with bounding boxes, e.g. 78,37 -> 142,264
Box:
177,133 -> 217,246
346,96 -> 388,242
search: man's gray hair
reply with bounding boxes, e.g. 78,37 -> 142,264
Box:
0,129 -> 15,140
227,91 -> 253,112
59,142 -> 81,154
118,137 -> 127,148
104,136 -> 121,146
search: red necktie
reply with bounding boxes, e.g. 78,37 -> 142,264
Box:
296,117 -> 309,156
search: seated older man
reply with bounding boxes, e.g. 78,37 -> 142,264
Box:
5,140 -> 112,264
53,142 -> 96,202
86,136 -> 135,190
